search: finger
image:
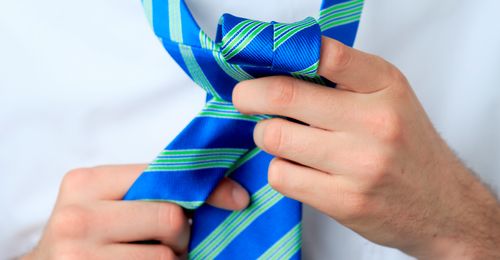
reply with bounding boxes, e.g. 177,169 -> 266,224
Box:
233,76 -> 362,131
253,118 -> 337,173
59,164 -> 147,203
206,178 -> 250,211
90,201 -> 189,253
254,118 -> 382,177
318,37 -> 401,93
268,158 -> 352,220
101,244 -> 177,260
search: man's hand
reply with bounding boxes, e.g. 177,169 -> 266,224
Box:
23,165 -> 250,260
233,37 -> 500,259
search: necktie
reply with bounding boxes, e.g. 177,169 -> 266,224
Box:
124,0 -> 363,258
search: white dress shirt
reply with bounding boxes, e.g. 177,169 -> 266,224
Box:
1,0 -> 499,259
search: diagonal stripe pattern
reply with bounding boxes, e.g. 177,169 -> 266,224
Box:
190,185 -> 284,259
148,148 -> 247,172
199,100 -> 271,122
258,223 -> 302,259
319,0 -> 364,31
125,0 -> 363,259
217,14 -> 321,74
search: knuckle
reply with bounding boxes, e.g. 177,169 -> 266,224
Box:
388,66 -> 408,86
51,205 -> 90,239
60,168 -> 93,194
260,120 -> 289,155
381,63 -> 408,89
361,151 -> 393,185
268,77 -> 297,108
367,107 -> 404,143
379,110 -> 403,143
324,41 -> 352,73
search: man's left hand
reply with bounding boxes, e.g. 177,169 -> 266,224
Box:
233,37 -> 500,259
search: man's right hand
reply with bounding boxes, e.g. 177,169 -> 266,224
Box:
23,165 -> 250,260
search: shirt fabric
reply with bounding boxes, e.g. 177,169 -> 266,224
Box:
1,0 -> 499,259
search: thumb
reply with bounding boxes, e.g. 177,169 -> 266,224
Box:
318,37 -> 397,93
206,178 -> 250,211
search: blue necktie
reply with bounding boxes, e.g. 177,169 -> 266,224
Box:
124,0 -> 363,258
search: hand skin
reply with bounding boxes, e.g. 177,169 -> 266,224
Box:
233,37 -> 500,259
23,165 -> 250,260
23,38 -> 500,260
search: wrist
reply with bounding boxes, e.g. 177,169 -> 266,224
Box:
411,166 -> 500,259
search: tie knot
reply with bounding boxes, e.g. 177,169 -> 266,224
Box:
216,14 -> 321,76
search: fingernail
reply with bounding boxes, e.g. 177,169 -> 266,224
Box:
232,185 -> 249,209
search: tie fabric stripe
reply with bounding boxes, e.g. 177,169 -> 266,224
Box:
273,18 -> 317,51
217,14 -> 321,73
258,223 -> 302,260
225,147 -> 262,176
221,22 -> 271,61
200,100 -> 271,122
222,20 -> 256,44
292,61 -> 320,77
213,51 -> 254,81
178,45 -> 221,99
126,0 -> 363,258
168,0 -> 182,42
159,148 -> 247,155
199,31 -> 216,50
199,31 -> 254,82
320,0 -> 364,31
320,0 -> 363,17
146,148 -> 247,171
